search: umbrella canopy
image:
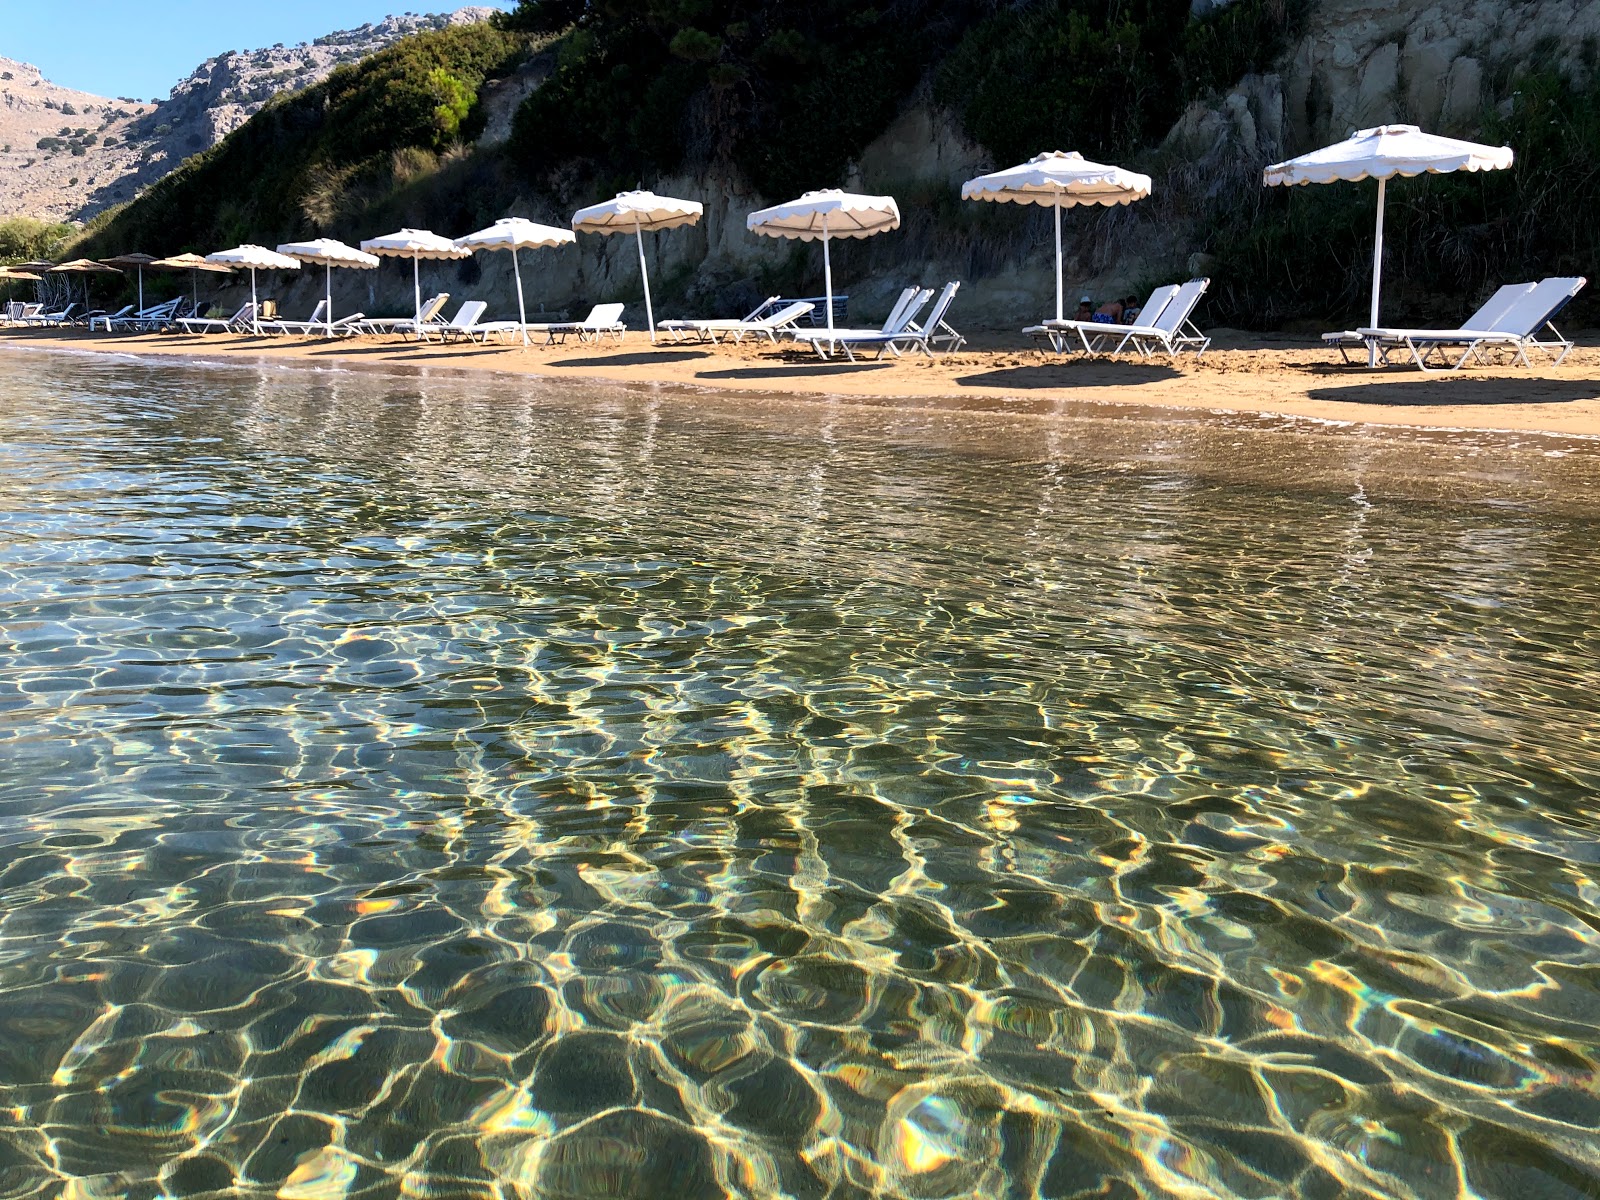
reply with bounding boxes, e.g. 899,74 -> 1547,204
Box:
360,228 -> 470,326
49,258 -> 123,274
276,238 -> 380,336
102,252 -> 160,310
206,245 -> 302,334
0,267 -> 43,281
13,261 -> 56,273
747,190 -> 900,332
1264,124 -> 1514,362
962,151 -> 1152,321
149,253 -> 235,310
455,218 -> 575,348
572,192 -> 703,341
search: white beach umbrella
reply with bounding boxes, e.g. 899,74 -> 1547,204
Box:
276,238 -> 380,336
572,190 -> 703,342
1264,124 -> 1514,364
961,151 -> 1152,322
204,245 -> 302,334
454,218 -> 576,347
747,189 -> 900,332
358,228 -> 470,326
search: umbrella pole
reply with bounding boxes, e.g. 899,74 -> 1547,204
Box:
413,257 -> 422,329
191,269 -> 198,311
635,216 -> 655,343
1054,196 -> 1064,323
251,268 -> 259,336
326,263 -> 334,338
822,212 -> 834,340
512,246 -> 528,349
1368,177 -> 1386,368
137,266 -> 144,313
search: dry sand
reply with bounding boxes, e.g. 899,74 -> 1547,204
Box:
5,325 -> 1600,440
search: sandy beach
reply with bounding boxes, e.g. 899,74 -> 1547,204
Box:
5,325 -> 1600,438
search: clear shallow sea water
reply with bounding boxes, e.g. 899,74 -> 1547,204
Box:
1,347 -> 1598,1200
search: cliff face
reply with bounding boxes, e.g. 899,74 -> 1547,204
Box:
0,8 -> 498,223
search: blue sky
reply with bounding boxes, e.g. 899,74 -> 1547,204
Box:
1,2 -> 515,101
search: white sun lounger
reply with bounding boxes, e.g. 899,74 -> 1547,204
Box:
660,298 -> 820,344
87,305 -> 135,332
1026,279 -> 1210,358
1356,276 -> 1587,372
527,302 -> 627,344
259,300 -> 328,335
179,302 -> 257,335
4,302 -> 44,325
100,298 -> 181,332
1026,284 -> 1179,354
1323,283 -> 1535,364
788,287 -> 930,359
21,302 -> 80,327
799,283 -> 963,361
356,294 -> 452,338
423,300 -> 489,343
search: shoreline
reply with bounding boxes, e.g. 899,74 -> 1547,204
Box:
4,325 -> 1600,441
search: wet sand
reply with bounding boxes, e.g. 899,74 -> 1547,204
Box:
5,325 -> 1600,438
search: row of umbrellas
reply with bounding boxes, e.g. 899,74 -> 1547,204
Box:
4,125 -> 1515,363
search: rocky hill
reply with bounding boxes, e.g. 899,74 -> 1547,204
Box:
0,7 -> 498,223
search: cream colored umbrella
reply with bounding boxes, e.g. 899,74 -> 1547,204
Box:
101,252 -> 160,311
149,253 -> 235,310
0,267 -> 43,281
359,228 -> 469,326
571,191 -> 702,341
205,245 -> 302,334
276,238 -> 380,336
747,190 -> 900,333
1265,125 -> 1514,365
454,218 -> 575,347
961,151 -> 1151,322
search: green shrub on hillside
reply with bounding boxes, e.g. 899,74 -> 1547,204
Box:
0,216 -> 75,262
506,1 -> 965,198
934,0 -> 1301,166
73,24 -> 529,258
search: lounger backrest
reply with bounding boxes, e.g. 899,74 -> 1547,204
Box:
583,303 -> 626,328
1134,285 -> 1180,329
449,300 -> 488,329
744,295 -> 783,321
917,282 -> 960,335
757,301 -> 814,329
1490,277 -> 1587,336
305,299 -> 329,325
416,294 -> 451,324
1153,279 -> 1208,334
891,289 -> 934,335
879,287 -> 920,334
1461,283 -> 1536,332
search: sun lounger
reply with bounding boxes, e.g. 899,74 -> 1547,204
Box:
3,302 -> 44,325
1356,276 -> 1587,372
659,297 -> 818,344
356,294 -> 451,338
527,302 -> 627,344
796,283 -> 963,361
179,302 -> 258,335
1027,285 -> 1179,354
1026,279 -> 1210,358
1324,283 -> 1534,364
788,287 -> 929,359
258,300 -> 328,335
87,305 -> 135,332
422,300 -> 488,344
101,298 -> 180,333
21,302 -> 80,327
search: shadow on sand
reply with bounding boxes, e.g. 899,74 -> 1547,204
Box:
553,350 -> 711,368
696,362 -> 894,380
955,362 -> 1182,389
1305,377 -> 1600,407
